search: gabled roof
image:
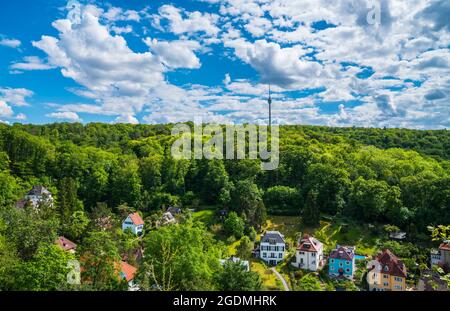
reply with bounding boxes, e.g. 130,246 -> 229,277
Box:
439,241 -> 450,251
376,249 -> 407,278
167,206 -> 182,214
118,261 -> 137,282
127,212 -> 144,226
329,246 -> 355,260
27,185 -> 51,196
297,235 -> 322,252
55,236 -> 77,251
260,231 -> 285,244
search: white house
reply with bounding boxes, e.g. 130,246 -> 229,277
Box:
122,212 -> 144,236
431,240 -> 450,268
292,235 -> 323,271
220,256 -> 250,271
16,185 -> 53,209
259,231 -> 286,266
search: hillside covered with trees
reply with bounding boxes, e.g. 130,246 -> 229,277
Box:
0,123 -> 449,290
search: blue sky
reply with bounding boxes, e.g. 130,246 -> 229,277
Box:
0,0 -> 449,128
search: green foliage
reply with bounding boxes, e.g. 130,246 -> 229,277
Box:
224,212 -> 245,239
264,186 -> 300,214
138,220 -> 222,291
303,189 -> 320,226
235,236 -> 254,260
297,274 -> 323,291
216,261 -> 262,291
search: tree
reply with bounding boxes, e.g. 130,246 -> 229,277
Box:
230,180 -> 267,228
303,189 -> 320,226
0,221 -> 19,290
138,220 -> 222,291
79,230 -> 125,290
65,210 -> 90,240
264,186 -> 300,214
236,236 -> 254,260
14,244 -> 74,291
297,274 -> 322,291
216,261 -> 261,291
58,177 -> 83,225
428,225 -> 450,241
202,160 -> 229,204
224,212 -> 245,239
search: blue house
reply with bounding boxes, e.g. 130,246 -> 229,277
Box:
328,245 -> 356,280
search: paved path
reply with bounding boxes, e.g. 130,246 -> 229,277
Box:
270,267 -> 290,291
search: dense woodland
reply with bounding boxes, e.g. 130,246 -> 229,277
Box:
0,122 -> 449,291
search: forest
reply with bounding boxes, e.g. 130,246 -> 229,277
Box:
0,122 -> 449,291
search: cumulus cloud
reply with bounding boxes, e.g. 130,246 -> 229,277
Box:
0,37 -> 21,48
113,114 -> 139,124
10,56 -> 55,72
144,38 -> 202,69
46,111 -> 81,122
0,100 -> 14,118
0,87 -> 34,106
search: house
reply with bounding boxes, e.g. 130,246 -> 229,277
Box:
118,261 -> 139,291
259,231 -> 286,266
368,249 -> 407,291
55,236 -> 77,253
122,212 -> 144,235
219,256 -> 250,271
16,185 -> 53,209
430,240 -> 450,270
328,245 -> 356,280
291,235 -> 323,271
167,206 -> 182,215
160,211 -> 176,225
389,231 -> 407,241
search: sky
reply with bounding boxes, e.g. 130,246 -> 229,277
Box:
0,0 -> 449,128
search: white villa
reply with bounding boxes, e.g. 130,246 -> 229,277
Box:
16,185 -> 53,209
122,212 -> 144,236
431,240 -> 450,268
259,231 -> 286,266
292,235 -> 324,271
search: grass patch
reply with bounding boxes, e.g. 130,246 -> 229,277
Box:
192,209 -> 215,224
250,260 -> 284,291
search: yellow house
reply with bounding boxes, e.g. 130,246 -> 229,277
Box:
369,249 -> 407,291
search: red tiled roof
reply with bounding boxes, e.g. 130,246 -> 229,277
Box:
119,261 -> 137,282
376,249 -> 407,278
439,242 -> 450,251
129,212 -> 144,226
297,236 -> 322,252
55,236 -> 77,251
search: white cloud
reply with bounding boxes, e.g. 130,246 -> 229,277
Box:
113,114 -> 139,124
157,5 -> 220,37
10,56 -> 54,71
0,37 -> 21,48
0,100 -> 14,118
144,38 -> 202,69
0,87 -> 34,106
46,111 -> 81,122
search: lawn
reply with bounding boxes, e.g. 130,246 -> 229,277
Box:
192,209 -> 215,224
250,260 -> 285,291
262,215 -> 302,242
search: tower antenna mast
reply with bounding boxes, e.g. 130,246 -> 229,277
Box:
268,84 -> 272,127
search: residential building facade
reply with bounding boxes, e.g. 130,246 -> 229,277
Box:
328,245 -> 356,279
292,235 -> 323,271
430,241 -> 450,269
259,231 -> 286,266
368,249 -> 407,291
122,212 -> 144,235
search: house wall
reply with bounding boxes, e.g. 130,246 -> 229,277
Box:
260,242 -> 285,265
442,249 -> 450,267
122,217 -> 143,235
293,249 -> 323,271
328,258 -> 355,279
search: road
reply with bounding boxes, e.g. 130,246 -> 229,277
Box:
270,267 -> 290,291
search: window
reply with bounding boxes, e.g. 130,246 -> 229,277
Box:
346,261 -> 350,265
339,262 -> 343,267
330,266 -> 334,270
300,258 -> 304,264
312,253 -> 316,257
346,268 -> 350,273
279,253 -> 282,258
330,259 -> 335,264
299,252 -> 304,255
384,282 -> 389,286
262,252 -> 266,258
383,274 -> 388,279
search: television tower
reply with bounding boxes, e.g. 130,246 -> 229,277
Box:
268,84 -> 272,127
